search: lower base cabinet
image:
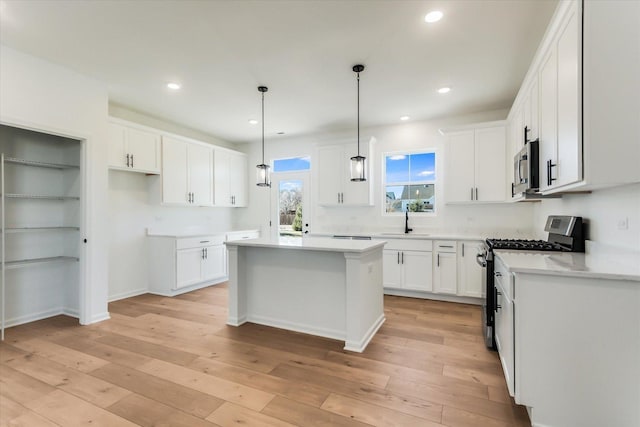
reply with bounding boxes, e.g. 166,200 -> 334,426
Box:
148,234 -> 227,296
382,239 -> 433,292
457,241 -> 485,298
433,241 -> 458,295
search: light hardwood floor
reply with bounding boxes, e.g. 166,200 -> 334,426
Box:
0,284 -> 530,426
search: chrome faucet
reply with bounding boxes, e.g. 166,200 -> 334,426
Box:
404,209 -> 413,234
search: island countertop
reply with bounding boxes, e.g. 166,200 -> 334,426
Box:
225,236 -> 386,253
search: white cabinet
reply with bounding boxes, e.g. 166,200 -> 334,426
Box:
538,0 -> 582,192
494,256 -> 515,397
214,148 -> 248,207
317,141 -> 373,206
457,241 -> 484,298
148,234 -> 227,296
108,121 -> 160,174
161,136 -> 213,206
443,123 -> 506,203
382,239 -> 432,292
433,241 -> 457,295
1,124 -> 83,340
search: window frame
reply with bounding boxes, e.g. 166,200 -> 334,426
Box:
382,149 -> 437,216
272,155 -> 311,174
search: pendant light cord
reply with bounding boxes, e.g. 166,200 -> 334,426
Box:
357,70 -> 360,156
261,90 -> 265,165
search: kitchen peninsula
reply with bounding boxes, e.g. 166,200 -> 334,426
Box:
225,237 -> 385,352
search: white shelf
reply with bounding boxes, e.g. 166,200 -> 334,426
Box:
3,256 -> 79,269
4,157 -> 79,170
2,227 -> 80,233
3,193 -> 80,201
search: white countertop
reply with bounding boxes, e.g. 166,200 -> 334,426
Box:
495,250 -> 640,282
310,231 -> 490,241
147,228 -> 258,238
225,236 -> 386,253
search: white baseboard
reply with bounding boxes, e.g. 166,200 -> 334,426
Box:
85,312 -> 111,325
246,314 -> 346,342
384,288 -> 483,305
3,307 -> 66,328
108,288 -> 148,302
148,279 -> 226,297
226,315 -> 247,327
344,314 -> 385,353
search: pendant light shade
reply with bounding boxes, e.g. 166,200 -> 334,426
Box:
256,86 -> 270,187
350,64 -> 366,182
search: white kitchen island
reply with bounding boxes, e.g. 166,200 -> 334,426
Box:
225,237 -> 385,352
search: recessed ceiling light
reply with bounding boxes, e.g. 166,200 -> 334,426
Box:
248,119 -> 258,125
424,11 -> 443,23
400,116 -> 410,121
437,87 -> 451,94
167,82 -> 181,90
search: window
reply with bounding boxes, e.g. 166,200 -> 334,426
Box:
384,151 -> 436,213
273,156 -> 310,173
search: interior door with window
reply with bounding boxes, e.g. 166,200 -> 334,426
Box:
270,172 -> 310,240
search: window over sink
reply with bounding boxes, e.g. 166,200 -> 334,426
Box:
384,151 -> 436,214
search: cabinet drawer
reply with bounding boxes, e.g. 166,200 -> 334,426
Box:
434,240 -> 457,253
227,231 -> 259,242
382,239 -> 433,252
176,235 -> 225,250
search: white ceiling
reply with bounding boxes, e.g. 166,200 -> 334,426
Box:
0,0 -> 557,144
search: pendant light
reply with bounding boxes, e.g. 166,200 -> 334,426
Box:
350,64 -> 366,182
256,86 -> 270,187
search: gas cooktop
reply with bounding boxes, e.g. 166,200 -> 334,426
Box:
486,238 -> 568,252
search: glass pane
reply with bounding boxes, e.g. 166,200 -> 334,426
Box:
409,152 -> 436,182
273,156 -> 310,172
385,154 -> 410,183
385,184 -> 435,213
278,180 -> 303,237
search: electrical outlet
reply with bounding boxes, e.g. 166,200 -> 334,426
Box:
617,217 -> 629,230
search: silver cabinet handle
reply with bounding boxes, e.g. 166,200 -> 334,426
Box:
200,240 -> 210,243
397,252 -> 400,264
201,248 -> 205,259
401,252 -> 404,264
462,243 -> 465,257
126,153 -> 130,167
130,154 -> 134,168
437,253 -> 440,267
205,247 -> 208,258
475,187 -> 478,200
439,245 -> 454,248
470,188 -> 474,200
341,193 -> 344,203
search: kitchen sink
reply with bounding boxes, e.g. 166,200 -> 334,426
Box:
379,232 -> 430,237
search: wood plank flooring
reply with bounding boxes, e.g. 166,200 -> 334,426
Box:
0,284 -> 530,426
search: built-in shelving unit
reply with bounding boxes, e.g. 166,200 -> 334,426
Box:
1,124 -> 82,340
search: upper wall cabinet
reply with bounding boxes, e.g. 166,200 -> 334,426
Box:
317,140 -> 374,206
214,148 -> 248,207
108,120 -> 161,174
161,136 -> 213,206
442,123 -> 506,203
508,0 -> 640,195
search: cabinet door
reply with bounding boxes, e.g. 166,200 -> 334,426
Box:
474,127 -> 506,202
494,279 -> 515,396
382,250 -> 403,289
445,131 -> 475,202
457,241 -> 484,298
539,48 -> 558,192
527,78 -> 539,141
433,251 -> 457,294
317,145 -> 343,205
214,149 -> 232,206
176,248 -> 203,288
342,142 -> 371,206
108,123 -> 128,169
162,137 -> 190,205
127,127 -> 160,173
229,151 -> 248,207
556,4 -> 582,188
188,143 -> 213,206
202,245 -> 226,281
402,251 -> 433,292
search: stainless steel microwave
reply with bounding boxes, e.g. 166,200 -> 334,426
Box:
512,138 -> 539,196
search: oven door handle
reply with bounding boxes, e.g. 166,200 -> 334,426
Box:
476,253 -> 487,268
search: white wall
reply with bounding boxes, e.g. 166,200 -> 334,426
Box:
0,45 -> 109,323
532,183 -> 640,251
106,106 -> 240,300
236,110 -> 536,238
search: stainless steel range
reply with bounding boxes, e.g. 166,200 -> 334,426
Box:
477,215 -> 585,349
